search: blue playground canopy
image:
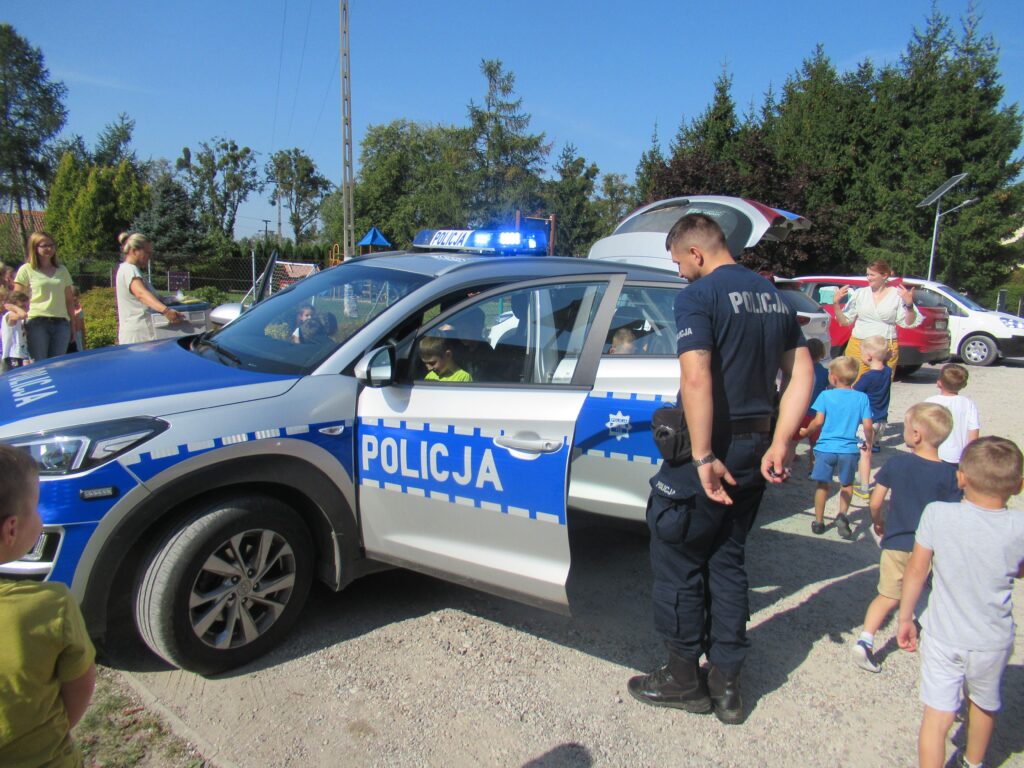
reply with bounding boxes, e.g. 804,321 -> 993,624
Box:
357,227 -> 391,247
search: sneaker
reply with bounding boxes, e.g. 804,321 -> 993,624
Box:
836,513 -> 853,540
811,521 -> 826,535
851,640 -> 880,672
851,485 -> 872,499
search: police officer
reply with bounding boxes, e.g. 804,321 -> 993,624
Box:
628,214 -> 813,723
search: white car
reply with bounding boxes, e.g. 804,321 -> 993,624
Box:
902,278 -> 1024,366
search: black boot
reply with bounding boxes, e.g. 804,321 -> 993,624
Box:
707,665 -> 744,724
627,654 -> 711,713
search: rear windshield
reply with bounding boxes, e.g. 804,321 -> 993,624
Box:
776,284 -> 824,313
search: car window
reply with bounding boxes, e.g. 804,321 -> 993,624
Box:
413,282 -> 607,385
776,285 -> 823,314
603,285 -> 678,356
197,264 -> 429,375
910,287 -> 947,310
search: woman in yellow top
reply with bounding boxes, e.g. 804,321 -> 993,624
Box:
13,232 -> 75,361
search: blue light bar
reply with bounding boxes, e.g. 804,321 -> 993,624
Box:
412,228 -> 548,255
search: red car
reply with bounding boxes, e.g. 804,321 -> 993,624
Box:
794,276 -> 951,375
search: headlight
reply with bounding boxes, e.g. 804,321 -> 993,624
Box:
5,417 -> 169,476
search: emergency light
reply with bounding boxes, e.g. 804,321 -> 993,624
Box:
412,228 -> 548,255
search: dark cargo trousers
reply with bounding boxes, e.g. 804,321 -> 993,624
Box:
646,434 -> 768,676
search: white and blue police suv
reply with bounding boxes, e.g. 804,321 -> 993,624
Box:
0,197 -> 808,674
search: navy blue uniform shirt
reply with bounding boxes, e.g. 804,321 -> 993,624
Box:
652,264 -> 805,498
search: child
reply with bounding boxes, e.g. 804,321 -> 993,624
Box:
292,303 -> 315,344
853,335 -> 893,498
925,363 -> 980,465
788,337 -> 829,474
419,335 -> 472,382
799,355 -> 873,538
609,327 -> 637,354
897,437 -> 1024,768
67,286 -> 86,353
0,445 -> 96,768
2,289 -> 30,373
851,403 -> 959,673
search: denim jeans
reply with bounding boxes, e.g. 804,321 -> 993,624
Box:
25,316 -> 71,361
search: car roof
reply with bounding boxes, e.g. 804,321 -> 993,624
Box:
347,249 -> 686,284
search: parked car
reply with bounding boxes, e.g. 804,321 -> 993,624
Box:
897,278 -> 1024,366
774,278 -> 832,357
793,276 -> 951,375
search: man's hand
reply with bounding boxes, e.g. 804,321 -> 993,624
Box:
698,459 -> 736,505
897,619 -> 918,652
761,441 -> 792,484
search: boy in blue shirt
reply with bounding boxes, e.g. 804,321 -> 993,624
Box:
853,335 -> 892,498
851,402 -> 959,673
799,356 -> 873,538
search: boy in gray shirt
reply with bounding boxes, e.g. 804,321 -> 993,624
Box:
898,437 -> 1024,768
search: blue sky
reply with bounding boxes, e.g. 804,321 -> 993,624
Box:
5,0 -> 1023,240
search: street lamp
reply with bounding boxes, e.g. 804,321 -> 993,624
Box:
917,173 -> 977,282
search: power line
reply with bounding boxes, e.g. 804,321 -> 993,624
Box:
269,0 -> 289,152
309,50 -> 340,149
285,0 -> 315,144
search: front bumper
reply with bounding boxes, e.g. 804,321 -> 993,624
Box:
996,334 -> 1024,358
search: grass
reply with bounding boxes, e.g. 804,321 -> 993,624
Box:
75,666 -> 208,768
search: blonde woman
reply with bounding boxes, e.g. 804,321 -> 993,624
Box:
13,232 -> 75,360
116,232 -> 182,344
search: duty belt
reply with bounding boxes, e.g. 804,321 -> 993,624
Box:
727,416 -> 772,436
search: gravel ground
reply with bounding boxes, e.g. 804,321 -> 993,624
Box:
110,361 -> 1024,768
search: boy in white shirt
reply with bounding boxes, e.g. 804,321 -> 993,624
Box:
898,437 -> 1024,768
2,290 -> 30,373
926,363 -> 980,464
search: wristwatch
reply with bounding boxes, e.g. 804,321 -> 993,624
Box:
692,453 -> 717,468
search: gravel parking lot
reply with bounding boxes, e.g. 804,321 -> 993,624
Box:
109,361 -> 1024,768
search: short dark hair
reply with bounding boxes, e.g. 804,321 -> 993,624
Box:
665,213 -> 728,253
806,338 -> 825,361
0,445 -> 38,522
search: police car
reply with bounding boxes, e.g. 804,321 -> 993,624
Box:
0,199 -> 808,675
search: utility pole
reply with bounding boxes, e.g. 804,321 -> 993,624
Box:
261,218 -> 271,254
339,0 -> 355,259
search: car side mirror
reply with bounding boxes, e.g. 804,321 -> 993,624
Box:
355,345 -> 396,387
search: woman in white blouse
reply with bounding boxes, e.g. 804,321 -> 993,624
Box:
833,260 -> 921,377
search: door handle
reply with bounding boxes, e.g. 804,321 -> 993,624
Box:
494,434 -> 564,454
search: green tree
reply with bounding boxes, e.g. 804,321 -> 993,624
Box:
266,148 -> 333,244
176,137 -> 260,241
93,112 -> 137,168
44,151 -> 86,251
0,24 -> 67,246
65,166 -> 118,262
111,158 -> 149,233
131,171 -> 204,255
633,125 -> 666,207
542,143 -> 600,256
467,59 -> 549,227
592,172 -> 634,238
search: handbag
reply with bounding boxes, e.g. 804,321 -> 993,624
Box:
651,406 -> 692,465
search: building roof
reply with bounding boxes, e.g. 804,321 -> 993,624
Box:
1,210 -> 46,261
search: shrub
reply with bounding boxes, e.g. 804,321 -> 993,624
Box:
80,287 -> 118,349
186,285 -> 229,307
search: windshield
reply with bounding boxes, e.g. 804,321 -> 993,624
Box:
776,284 -> 824,314
936,284 -> 987,312
194,263 -> 430,374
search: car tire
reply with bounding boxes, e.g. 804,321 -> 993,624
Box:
959,334 -> 997,366
135,496 -> 313,675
